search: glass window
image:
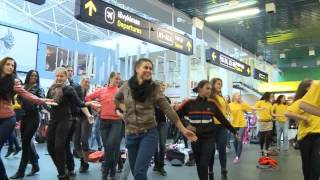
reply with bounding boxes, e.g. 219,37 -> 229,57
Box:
45,45 -> 58,72
77,53 -> 88,76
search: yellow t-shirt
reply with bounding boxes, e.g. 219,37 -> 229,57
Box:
12,95 -> 21,110
272,104 -> 288,123
287,99 -> 320,140
213,95 -> 229,125
301,81 -> 320,107
254,100 -> 272,121
229,102 -> 251,128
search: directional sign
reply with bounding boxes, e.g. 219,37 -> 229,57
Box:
254,68 -> 269,82
206,48 -> 251,77
75,0 -> 193,55
85,0 -> 96,16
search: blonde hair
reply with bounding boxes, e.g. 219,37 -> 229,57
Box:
54,67 -> 69,85
232,92 -> 241,102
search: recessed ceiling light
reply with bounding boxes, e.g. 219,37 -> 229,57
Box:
280,53 -> 286,59
291,62 -> 297,67
303,66 -> 308,68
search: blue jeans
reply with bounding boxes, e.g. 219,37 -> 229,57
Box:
154,122 -> 168,168
100,120 -> 123,177
7,128 -> 20,151
276,121 -> 289,150
0,116 -> 16,179
90,116 -> 102,149
126,128 -> 158,180
233,128 -> 245,157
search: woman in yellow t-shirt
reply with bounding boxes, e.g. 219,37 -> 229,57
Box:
208,78 -> 230,180
285,80 -> 320,180
229,92 -> 252,164
300,80 -> 320,116
272,95 -> 289,151
254,92 -> 274,155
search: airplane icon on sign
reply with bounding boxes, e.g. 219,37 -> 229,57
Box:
105,7 -> 115,24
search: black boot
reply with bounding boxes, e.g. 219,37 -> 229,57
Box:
13,146 -> 22,156
208,171 -> 214,180
10,172 -> 24,179
58,174 -> 69,180
26,162 -> 40,176
79,159 -> 89,173
5,149 -> 14,158
221,170 -> 228,180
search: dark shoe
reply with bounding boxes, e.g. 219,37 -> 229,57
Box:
222,173 -> 228,180
153,166 -> 159,172
158,168 -> 167,176
73,150 -> 80,159
10,172 -> 24,179
102,172 -> 108,180
67,170 -> 76,178
26,164 -> 40,176
58,174 -> 69,180
98,146 -> 102,151
79,161 -> 89,173
208,172 -> 214,180
13,147 -> 21,156
5,150 -> 14,158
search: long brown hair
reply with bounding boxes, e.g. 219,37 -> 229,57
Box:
0,57 -> 17,101
294,80 -> 313,102
210,78 -> 222,105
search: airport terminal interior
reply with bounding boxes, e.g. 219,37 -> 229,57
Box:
1,0 -> 320,180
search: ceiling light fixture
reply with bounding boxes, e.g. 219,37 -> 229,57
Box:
309,48 -> 315,56
207,1 -> 258,15
280,53 -> 286,59
205,8 -> 260,22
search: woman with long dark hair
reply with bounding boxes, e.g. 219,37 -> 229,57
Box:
46,67 -> 95,180
10,70 -> 45,179
285,80 -> 320,180
115,58 -> 197,180
86,72 -> 122,180
255,92 -> 274,156
177,80 -> 236,180
0,57 -> 51,180
272,95 -> 289,152
208,78 -> 230,180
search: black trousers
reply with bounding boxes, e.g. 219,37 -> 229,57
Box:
74,116 -> 92,152
66,120 -> 76,171
260,130 -> 273,151
47,120 -> 72,176
16,111 -> 40,173
299,134 -> 320,180
191,137 -> 215,180
209,125 -> 228,174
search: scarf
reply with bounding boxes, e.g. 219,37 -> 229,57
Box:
128,76 -> 153,102
49,80 -> 69,104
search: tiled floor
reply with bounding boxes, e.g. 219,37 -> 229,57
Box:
2,143 -> 303,180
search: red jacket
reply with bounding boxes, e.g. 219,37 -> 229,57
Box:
85,86 -> 120,120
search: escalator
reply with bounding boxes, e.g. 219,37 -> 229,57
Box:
233,81 -> 262,98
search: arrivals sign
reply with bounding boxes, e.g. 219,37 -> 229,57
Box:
253,68 -> 268,82
75,0 -> 193,55
206,48 -> 251,77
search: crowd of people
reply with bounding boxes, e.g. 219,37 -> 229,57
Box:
1,56 -> 320,180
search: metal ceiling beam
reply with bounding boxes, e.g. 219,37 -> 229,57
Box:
4,0 -> 68,38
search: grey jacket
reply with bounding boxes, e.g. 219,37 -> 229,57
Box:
114,81 -> 179,135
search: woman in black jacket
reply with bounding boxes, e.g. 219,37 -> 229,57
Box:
176,80 -> 237,180
11,70 -> 44,179
46,67 -> 95,180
